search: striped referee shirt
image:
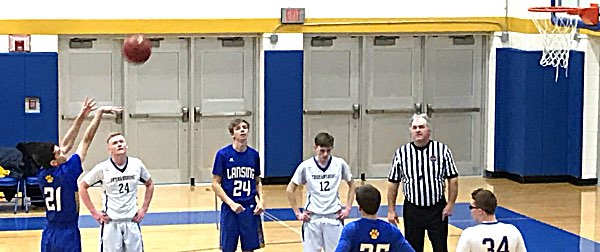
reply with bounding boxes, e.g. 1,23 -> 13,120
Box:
388,140 -> 458,207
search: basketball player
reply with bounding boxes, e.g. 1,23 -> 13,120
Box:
37,97 -> 121,252
335,184 -> 415,252
286,132 -> 356,252
79,132 -> 155,252
456,188 -> 527,252
212,118 -> 265,252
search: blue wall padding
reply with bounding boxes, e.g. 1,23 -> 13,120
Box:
0,54 -> 27,147
264,51 -> 304,177
0,53 -> 58,148
495,48 -> 583,178
25,53 -> 58,144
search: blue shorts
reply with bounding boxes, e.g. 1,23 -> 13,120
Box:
41,223 -> 81,252
220,201 -> 265,252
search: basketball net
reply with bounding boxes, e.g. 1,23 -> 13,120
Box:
530,13 -> 577,81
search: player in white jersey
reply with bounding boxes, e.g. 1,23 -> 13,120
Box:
456,188 -> 527,252
286,132 -> 356,252
79,132 -> 155,252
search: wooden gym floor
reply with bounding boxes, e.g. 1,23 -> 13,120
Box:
0,176 -> 599,251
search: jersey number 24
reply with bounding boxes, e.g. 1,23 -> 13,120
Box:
44,187 -> 62,211
233,180 -> 251,196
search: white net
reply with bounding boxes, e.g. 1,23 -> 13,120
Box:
530,12 -> 578,81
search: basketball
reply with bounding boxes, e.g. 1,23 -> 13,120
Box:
122,35 -> 152,64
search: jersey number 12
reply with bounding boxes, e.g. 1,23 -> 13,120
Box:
44,187 -> 62,211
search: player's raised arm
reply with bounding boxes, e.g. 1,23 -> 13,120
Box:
61,97 -> 97,153
75,106 -> 123,163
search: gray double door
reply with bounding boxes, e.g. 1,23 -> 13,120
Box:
304,35 -> 484,177
58,36 -> 257,183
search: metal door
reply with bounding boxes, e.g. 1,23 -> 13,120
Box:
303,36 -> 360,174
124,38 -> 190,183
191,37 -> 257,183
360,36 -> 423,177
58,37 -> 124,170
423,35 -> 483,176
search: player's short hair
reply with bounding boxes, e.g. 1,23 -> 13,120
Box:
355,184 -> 381,215
28,142 -> 56,168
228,118 -> 250,135
471,188 -> 497,214
106,132 -> 124,143
314,132 -> 334,147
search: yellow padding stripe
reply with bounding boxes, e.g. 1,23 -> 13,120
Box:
0,17 -> 545,35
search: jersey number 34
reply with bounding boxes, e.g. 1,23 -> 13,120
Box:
44,187 -> 62,211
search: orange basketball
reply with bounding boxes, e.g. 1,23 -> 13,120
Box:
122,35 -> 152,64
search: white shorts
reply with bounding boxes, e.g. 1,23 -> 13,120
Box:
302,213 -> 343,252
100,220 -> 143,252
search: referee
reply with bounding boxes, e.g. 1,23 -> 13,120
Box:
387,113 -> 459,252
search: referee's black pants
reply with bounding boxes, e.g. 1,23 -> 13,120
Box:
403,198 -> 448,252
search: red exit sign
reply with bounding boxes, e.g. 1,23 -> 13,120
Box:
281,8 -> 305,24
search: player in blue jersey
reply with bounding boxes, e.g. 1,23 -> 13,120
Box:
336,184 -> 415,252
212,118 -> 265,252
36,97 -> 122,252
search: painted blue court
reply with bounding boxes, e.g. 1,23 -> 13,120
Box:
1,203 -> 598,251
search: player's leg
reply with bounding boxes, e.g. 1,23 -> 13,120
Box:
426,200 -> 448,252
239,206 -> 265,251
322,218 -> 344,252
55,226 -> 82,252
220,204 -> 240,252
101,222 -> 124,252
403,200 -> 426,252
40,227 -> 53,252
123,221 -> 143,251
302,218 -> 325,252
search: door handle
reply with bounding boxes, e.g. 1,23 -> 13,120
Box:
352,104 -> 360,119
182,107 -> 189,122
427,103 -> 432,118
194,107 -> 201,122
414,103 -> 422,114
115,111 -> 123,124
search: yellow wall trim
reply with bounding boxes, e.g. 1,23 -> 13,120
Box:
0,17 -> 544,35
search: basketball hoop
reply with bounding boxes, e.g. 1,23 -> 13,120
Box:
528,4 -> 599,81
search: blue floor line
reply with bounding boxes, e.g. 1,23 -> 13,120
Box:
1,203 -> 599,251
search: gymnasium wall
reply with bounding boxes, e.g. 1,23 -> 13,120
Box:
0,0 -> 597,182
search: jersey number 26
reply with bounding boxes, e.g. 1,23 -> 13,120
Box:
44,187 -> 62,211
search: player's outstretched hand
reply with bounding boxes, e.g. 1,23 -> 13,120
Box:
80,96 -> 98,117
91,210 -> 110,225
229,202 -> 245,214
98,106 -> 124,114
253,201 -> 264,215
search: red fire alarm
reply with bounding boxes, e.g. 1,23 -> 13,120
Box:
9,34 -> 31,52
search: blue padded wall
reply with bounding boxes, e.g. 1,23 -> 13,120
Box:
495,48 -> 583,178
264,51 -> 303,178
25,53 -> 58,143
0,54 -> 26,147
0,53 -> 58,148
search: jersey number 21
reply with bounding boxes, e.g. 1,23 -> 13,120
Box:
44,187 -> 62,211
